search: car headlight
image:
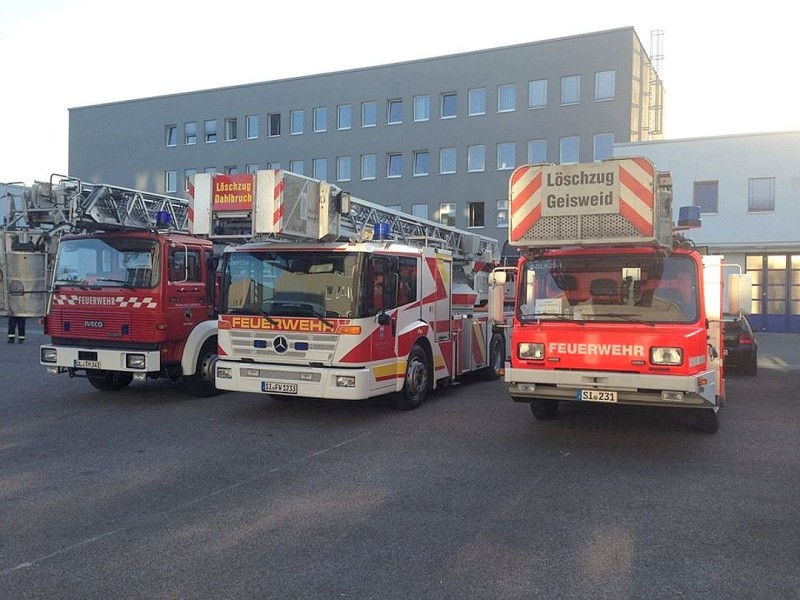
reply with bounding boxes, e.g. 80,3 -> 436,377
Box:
41,347 -> 58,363
126,353 -> 146,369
518,342 -> 545,360
650,347 -> 683,366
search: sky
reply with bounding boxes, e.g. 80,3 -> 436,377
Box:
1,0 -> 798,186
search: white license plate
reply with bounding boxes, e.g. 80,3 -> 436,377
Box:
577,389 -> 618,403
261,382 -> 297,394
75,359 -> 101,369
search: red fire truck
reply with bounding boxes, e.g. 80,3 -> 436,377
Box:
493,157 -> 751,432
190,169 -> 510,409
38,177 -> 220,395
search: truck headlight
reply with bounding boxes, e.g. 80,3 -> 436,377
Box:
216,366 -> 232,379
518,342 -> 545,360
650,347 -> 683,366
336,375 -> 356,387
41,347 -> 58,363
126,354 -> 146,369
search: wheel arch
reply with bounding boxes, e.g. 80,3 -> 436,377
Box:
181,319 -> 218,376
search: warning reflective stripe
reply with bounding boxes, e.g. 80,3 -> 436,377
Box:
618,158 -> 655,236
510,166 -> 543,241
273,177 -> 285,228
52,294 -> 157,309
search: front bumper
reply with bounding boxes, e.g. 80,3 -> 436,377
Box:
505,366 -> 719,408
40,345 -> 161,374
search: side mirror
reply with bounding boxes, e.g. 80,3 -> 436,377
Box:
728,274 -> 752,315
377,311 -> 392,326
489,270 -> 507,286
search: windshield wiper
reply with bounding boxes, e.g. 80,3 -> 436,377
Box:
94,278 -> 136,290
226,307 -> 279,326
520,313 -> 585,326
309,309 -> 334,329
589,313 -> 656,326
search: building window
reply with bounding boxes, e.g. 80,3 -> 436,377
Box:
412,203 -> 428,220
204,167 -> 217,174
361,154 -> 376,180
528,79 -> 547,109
413,150 -> 429,176
693,181 -> 719,214
559,136 -> 580,164
748,177 -> 775,212
387,99 -> 403,125
224,165 -> 238,175
439,203 -> 456,227
440,147 -> 456,174
246,115 -> 258,139
313,158 -> 327,180
497,200 -> 509,227
362,101 -> 377,127
467,145 -> 485,172
497,142 -> 515,170
290,110 -> 304,135
165,124 -> 177,147
336,156 -> 351,182
387,153 -> 403,178
497,84 -> 516,112
593,133 -> 614,161
183,168 -> 196,192
225,118 -> 238,142
413,95 -> 430,122
268,113 -> 281,137
561,75 -> 581,105
204,119 -> 217,143
246,163 -> 259,174
387,204 -> 402,212
441,92 -> 457,119
313,107 -> 327,132
289,160 -> 304,175
468,202 -> 485,228
337,104 -> 352,130
594,70 -> 616,101
165,170 -> 178,193
528,139 -> 547,163
266,161 -> 281,170
468,88 -> 486,116
184,121 -> 197,145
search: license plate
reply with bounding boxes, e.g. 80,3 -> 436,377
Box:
75,359 -> 101,369
577,389 -> 618,402
261,382 -> 297,394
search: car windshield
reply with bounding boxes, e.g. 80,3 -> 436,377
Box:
518,253 -> 699,324
53,237 -> 160,289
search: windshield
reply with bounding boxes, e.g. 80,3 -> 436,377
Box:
53,238 -> 160,289
518,253 -> 699,324
222,250 -> 363,319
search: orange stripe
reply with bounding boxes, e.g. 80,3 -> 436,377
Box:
619,201 -> 653,236
619,165 -> 653,209
273,179 -> 285,227
510,201 -> 541,242
511,169 -> 542,214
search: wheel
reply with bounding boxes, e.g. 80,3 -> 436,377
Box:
183,340 -> 222,397
396,344 -> 429,410
481,334 -> 505,380
87,370 -> 133,391
530,399 -> 559,420
745,352 -> 758,376
694,408 -> 719,433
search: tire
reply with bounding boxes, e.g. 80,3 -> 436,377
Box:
481,334 -> 505,380
396,344 -> 429,410
183,340 -> 221,397
694,408 -> 719,433
745,352 -> 758,377
87,370 -> 133,391
530,399 -> 559,420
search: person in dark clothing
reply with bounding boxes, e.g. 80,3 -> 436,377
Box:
7,314 -> 26,343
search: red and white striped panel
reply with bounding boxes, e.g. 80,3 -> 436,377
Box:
509,165 -> 544,243
617,157 -> 655,237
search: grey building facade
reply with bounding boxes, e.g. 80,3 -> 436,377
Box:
68,26 -> 663,246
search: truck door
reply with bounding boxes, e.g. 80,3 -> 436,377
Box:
166,245 -> 208,343
366,255 -> 398,363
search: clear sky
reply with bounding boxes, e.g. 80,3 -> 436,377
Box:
1,0 -> 797,185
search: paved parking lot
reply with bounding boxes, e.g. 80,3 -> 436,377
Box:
1,322 -> 798,599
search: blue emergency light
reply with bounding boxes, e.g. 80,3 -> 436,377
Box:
677,206 -> 701,228
374,222 -> 391,240
155,210 -> 172,229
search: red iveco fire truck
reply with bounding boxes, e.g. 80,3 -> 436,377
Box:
493,157 -> 751,432
190,169 -> 511,409
38,177 -> 220,395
